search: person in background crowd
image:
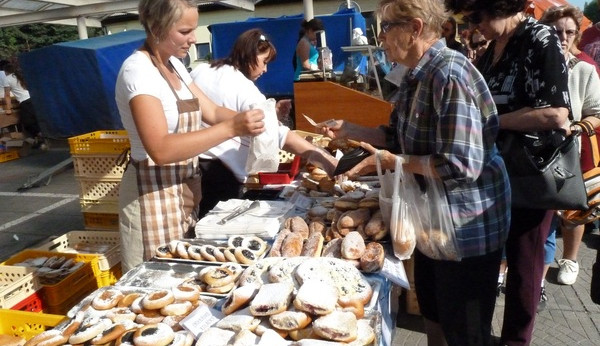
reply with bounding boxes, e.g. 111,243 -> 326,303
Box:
442,16 -> 466,54
115,0 -> 264,272
446,0 -> 571,344
3,61 -> 46,149
191,28 -> 337,218
468,29 -> 489,63
322,0 -> 510,344
578,0 -> 600,68
0,60 -> 10,117
293,18 -> 324,81
539,4 -> 600,291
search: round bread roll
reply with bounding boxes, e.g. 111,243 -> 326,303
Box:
199,245 -> 218,262
207,281 -> 235,294
223,248 -> 238,263
173,283 -> 200,302
90,323 -> 127,345
24,330 -> 67,346
118,292 -> 142,308
160,300 -> 192,316
309,167 -> 328,180
228,235 -> 245,248
155,245 -> 172,258
186,245 -> 203,260
359,241 -> 385,273
68,318 -> 112,344
307,205 -> 329,220
203,267 -> 235,287
133,323 -> 175,346
92,288 -> 124,310
142,290 -> 175,310
234,247 -> 258,265
341,231 -> 366,260
241,236 -> 268,256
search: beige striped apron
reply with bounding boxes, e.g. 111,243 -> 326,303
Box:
134,54 -> 202,260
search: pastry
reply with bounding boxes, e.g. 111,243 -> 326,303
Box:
359,241 -> 385,273
293,279 -> 338,315
312,310 -> 358,342
249,282 -> 294,316
341,231 -> 366,260
268,309 -> 312,331
337,208 -> 371,229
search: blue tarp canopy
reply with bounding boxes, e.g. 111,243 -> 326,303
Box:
19,30 -> 146,138
209,9 -> 366,97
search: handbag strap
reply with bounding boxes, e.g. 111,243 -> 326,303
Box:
579,119 -> 600,168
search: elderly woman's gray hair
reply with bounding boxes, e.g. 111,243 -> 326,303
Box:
377,0 -> 450,39
138,0 -> 197,41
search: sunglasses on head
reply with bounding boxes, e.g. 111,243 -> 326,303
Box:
470,40 -> 487,49
463,12 -> 483,25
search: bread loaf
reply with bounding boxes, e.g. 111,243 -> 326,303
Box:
269,228 -> 291,257
300,232 -> 324,257
285,216 -> 310,239
364,209 -> 386,237
360,241 -> 385,273
337,208 -> 371,229
321,238 -> 343,258
341,231 -> 366,259
281,232 -> 304,257
308,219 -> 327,236
358,196 -> 380,209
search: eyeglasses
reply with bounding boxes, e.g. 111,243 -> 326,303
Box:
470,40 -> 488,49
463,12 -> 483,25
380,21 -> 407,34
553,27 -> 577,38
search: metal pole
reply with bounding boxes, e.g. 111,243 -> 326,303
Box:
303,0 -> 314,20
77,16 -> 88,39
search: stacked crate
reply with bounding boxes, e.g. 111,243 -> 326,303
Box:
68,130 -> 129,230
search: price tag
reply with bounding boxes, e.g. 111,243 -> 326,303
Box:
180,304 -> 224,338
380,253 -> 410,289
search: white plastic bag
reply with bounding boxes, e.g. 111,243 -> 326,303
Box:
245,98 -> 280,174
413,156 -> 461,261
376,154 -> 418,260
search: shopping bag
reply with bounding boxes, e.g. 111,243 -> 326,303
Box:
376,153 -> 417,260
413,156 -> 461,261
559,119 -> 600,225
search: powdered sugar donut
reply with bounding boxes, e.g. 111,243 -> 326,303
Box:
172,283 -> 200,302
160,300 -> 192,316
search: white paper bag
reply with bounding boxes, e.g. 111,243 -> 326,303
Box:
246,98 -> 280,174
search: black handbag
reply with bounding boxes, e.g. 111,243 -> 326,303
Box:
497,130 -> 587,210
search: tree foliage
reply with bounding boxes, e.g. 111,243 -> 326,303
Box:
584,1 -> 600,24
0,23 -> 103,61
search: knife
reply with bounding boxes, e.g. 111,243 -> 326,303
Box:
217,200 -> 260,225
302,113 -> 337,128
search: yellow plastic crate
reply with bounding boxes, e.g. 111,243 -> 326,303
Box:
77,177 -> 121,204
34,230 -> 120,271
2,250 -> 98,304
100,263 -> 122,287
68,130 -> 129,155
82,211 -> 119,231
0,266 -> 41,309
0,309 -> 66,341
0,149 -> 19,163
72,154 -> 126,180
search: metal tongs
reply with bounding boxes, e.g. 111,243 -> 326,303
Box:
217,200 -> 260,225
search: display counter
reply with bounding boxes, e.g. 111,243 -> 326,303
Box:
294,81 -> 393,132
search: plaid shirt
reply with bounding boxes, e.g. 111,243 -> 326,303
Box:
386,40 -> 510,258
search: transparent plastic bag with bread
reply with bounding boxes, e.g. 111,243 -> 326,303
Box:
413,156 -> 462,261
376,153 -> 418,260
245,98 -> 280,174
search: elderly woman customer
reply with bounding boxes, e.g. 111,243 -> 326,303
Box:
447,0 -> 572,344
322,0 -> 510,344
539,4 -> 600,287
115,0 -> 264,272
